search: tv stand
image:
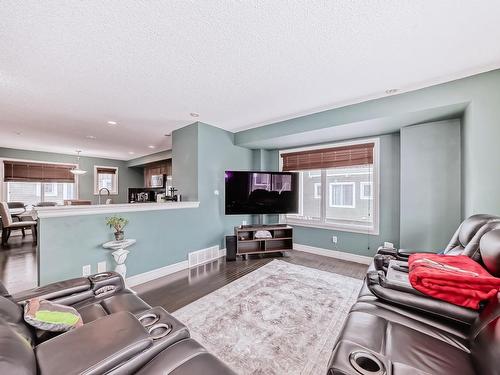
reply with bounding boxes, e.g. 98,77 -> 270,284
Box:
234,224 -> 293,257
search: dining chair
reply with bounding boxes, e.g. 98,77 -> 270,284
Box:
0,202 -> 37,246
7,201 -> 27,236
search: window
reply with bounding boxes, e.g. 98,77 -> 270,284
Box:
313,183 -> 321,199
360,182 -> 372,200
7,182 -> 75,206
94,166 -> 118,195
2,159 -> 77,206
43,183 -> 58,197
329,182 -> 355,208
281,139 -> 379,234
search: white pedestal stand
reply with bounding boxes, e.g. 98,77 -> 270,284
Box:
102,239 -> 136,279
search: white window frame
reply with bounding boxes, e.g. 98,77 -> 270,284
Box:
313,183 -> 321,199
94,166 -> 119,195
329,182 -> 355,208
0,157 -> 79,202
279,137 -> 380,235
360,181 -> 373,200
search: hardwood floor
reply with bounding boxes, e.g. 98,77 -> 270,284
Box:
0,233 -> 37,294
134,250 -> 368,312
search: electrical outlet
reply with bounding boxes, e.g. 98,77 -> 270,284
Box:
242,220 -> 247,226
82,264 -> 91,276
332,236 -> 338,244
97,261 -> 107,273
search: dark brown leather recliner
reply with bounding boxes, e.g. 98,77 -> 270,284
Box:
366,227 -> 500,326
327,229 -> 500,375
379,214 -> 500,261
0,272 -> 236,375
358,214 -> 500,300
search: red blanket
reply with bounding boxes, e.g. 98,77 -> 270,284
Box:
408,254 -> 500,310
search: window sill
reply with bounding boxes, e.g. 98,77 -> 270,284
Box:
284,219 -> 379,235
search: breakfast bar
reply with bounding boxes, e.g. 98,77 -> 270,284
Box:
35,202 -> 201,285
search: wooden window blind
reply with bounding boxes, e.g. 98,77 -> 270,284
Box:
96,167 -> 117,175
281,143 -> 374,171
3,161 -> 76,183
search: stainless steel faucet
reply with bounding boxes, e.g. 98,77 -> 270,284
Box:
98,187 -> 111,205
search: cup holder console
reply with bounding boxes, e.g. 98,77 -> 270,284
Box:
148,323 -> 172,340
349,351 -> 385,375
138,313 -> 160,328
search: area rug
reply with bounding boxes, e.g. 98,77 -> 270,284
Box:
173,260 -> 362,375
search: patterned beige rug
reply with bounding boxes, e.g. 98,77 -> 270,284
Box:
173,259 -> 362,375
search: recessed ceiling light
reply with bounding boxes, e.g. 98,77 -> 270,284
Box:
128,151 -> 135,155
15,131 -> 22,135
164,133 -> 172,137
385,88 -> 398,94
86,135 -> 96,139
190,112 -> 200,118
107,121 -> 117,125
148,145 -> 156,149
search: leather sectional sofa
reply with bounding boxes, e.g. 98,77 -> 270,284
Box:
328,216 -> 500,375
0,271 -> 236,375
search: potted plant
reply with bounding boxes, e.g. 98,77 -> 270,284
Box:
106,215 -> 129,241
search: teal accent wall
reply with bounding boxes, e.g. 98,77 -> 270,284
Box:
235,69 -> 500,218
38,122 -> 254,284
172,123 -> 199,201
400,120 -> 462,251
0,147 -> 143,204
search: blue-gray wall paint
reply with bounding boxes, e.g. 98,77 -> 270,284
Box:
172,123 -> 199,201
400,120 -> 461,251
0,147 -> 143,204
235,69 -> 500,218
38,122 -> 254,284
283,134 -> 401,257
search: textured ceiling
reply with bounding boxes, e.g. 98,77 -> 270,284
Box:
1,1 -> 500,159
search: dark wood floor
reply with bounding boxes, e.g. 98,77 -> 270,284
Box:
0,233 -> 37,293
134,251 -> 368,312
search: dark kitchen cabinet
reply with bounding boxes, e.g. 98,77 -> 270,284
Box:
144,159 -> 171,188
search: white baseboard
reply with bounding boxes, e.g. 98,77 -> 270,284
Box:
127,260 -> 189,287
293,243 -> 372,265
127,246 -> 227,288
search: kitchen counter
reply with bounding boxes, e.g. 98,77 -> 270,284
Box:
35,201 -> 200,218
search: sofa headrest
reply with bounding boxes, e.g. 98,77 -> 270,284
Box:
459,214 -> 500,247
479,229 -> 500,277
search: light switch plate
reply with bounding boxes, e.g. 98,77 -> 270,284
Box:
82,264 -> 91,276
97,261 -> 107,273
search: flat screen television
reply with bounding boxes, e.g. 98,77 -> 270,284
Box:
225,171 -> 299,215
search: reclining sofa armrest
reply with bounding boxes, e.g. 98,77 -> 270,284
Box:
13,277 -> 92,304
35,311 -> 153,375
12,272 -> 126,306
366,271 -> 478,325
396,248 -> 436,260
376,246 -> 398,257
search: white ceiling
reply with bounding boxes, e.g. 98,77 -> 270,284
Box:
1,1 -> 500,160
